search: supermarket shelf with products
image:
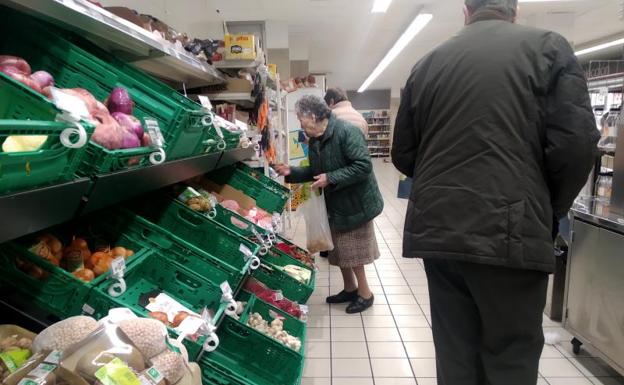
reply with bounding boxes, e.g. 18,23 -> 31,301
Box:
0,0 -> 224,87
0,147 -> 254,244
359,109 -> 392,157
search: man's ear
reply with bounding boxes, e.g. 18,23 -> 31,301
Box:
463,4 -> 471,25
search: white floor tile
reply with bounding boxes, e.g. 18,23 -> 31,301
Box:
365,304 -> 393,316
540,358 -> 586,377
376,379 -> 418,385
368,342 -> 407,358
301,378 -> 331,385
332,341 -> 369,358
331,327 -> 366,342
306,341 -> 331,358
365,327 -> 402,342
363,315 -> 397,328
332,358 -> 373,377
332,379 -> 374,385
371,358 -> 414,377
391,304 -> 425,316
382,285 -> 413,295
395,315 -> 430,328
332,316 -> 364,328
387,295 -> 418,305
404,342 -> 436,358
410,358 -> 437,377
399,327 -> 434,342
307,327 -> 331,342
547,378 -> 594,385
308,315 -> 331,328
303,358 -> 331,378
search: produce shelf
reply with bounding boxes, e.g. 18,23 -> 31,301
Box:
196,92 -> 256,109
1,0 -> 224,87
0,178 -> 91,244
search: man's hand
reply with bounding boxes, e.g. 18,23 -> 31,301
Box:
311,173 -> 329,189
274,163 -> 291,176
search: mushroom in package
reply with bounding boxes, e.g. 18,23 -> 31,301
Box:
59,322 -> 147,383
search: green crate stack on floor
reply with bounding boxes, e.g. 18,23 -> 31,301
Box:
0,73 -> 95,196
0,210 -> 154,319
200,292 -> 306,385
0,7 -> 216,175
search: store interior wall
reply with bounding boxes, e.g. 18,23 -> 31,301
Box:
290,60 -> 309,78
268,48 -> 290,80
347,89 -> 391,110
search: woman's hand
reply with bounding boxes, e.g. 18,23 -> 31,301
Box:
274,163 -> 291,176
311,173 -> 329,189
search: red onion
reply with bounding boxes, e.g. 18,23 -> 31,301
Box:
106,87 -> 133,115
30,71 -> 54,89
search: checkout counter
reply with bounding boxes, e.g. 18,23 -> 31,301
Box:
562,125 -> 624,375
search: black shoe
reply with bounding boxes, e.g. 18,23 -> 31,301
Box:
319,251 -> 329,258
326,290 -> 358,304
346,295 -> 375,314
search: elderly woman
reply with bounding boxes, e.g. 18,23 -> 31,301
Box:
275,95 -> 384,313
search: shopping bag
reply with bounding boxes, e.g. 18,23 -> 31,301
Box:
397,175 -> 413,199
303,188 -> 334,254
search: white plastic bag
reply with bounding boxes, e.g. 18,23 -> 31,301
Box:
303,189 -> 334,254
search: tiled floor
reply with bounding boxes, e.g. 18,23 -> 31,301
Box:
286,160 -> 624,385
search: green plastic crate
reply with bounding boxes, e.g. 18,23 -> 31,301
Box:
208,206 -> 315,303
0,74 -> 94,195
0,8 -> 214,170
0,210 -> 152,318
206,163 -> 291,214
119,210 -> 244,290
199,295 -> 304,385
132,197 -> 260,278
83,251 -> 227,360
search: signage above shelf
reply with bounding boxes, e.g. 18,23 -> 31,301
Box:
1,0 -> 225,87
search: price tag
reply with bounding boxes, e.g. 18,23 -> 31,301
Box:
17,380 -> 38,385
144,118 -> 165,148
176,315 -> 205,336
220,281 -> 232,295
44,351 -> 62,365
141,367 -> 165,385
299,304 -> 309,314
28,363 -> 57,380
82,303 -> 95,315
111,257 -> 126,277
239,244 -> 253,260
274,290 -> 284,301
198,95 -> 213,110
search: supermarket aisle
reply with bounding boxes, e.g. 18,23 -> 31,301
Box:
298,159 -> 624,385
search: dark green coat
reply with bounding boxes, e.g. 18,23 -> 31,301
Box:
287,114 -> 384,231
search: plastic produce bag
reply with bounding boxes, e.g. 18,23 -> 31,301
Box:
303,189 -> 334,254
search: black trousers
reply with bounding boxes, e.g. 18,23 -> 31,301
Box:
424,259 -> 549,385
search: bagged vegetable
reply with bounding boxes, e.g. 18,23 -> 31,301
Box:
3,352 -> 90,385
32,316 -> 99,353
303,189 -> 334,254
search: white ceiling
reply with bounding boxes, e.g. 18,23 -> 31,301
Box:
101,0 -> 624,95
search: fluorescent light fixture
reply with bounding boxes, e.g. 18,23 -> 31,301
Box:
372,0 -> 392,13
358,13 -> 433,92
575,38 -> 624,56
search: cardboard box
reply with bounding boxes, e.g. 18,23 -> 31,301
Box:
226,77 -> 254,93
225,34 -> 257,60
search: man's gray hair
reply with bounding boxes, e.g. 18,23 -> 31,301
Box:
465,0 -> 518,18
295,95 -> 332,122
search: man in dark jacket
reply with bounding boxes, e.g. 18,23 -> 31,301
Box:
392,0 -> 599,384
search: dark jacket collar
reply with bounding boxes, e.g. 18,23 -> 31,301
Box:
312,114 -> 336,145
468,9 -> 513,24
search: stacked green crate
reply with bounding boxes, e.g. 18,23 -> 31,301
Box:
210,205 -> 316,303
0,210 -> 153,318
200,293 -> 305,385
0,8 -> 215,174
0,73 -> 94,195
206,163 -> 291,214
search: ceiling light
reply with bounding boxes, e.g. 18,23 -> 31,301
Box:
358,13 -> 433,92
372,0 -> 392,13
575,38 -> 624,56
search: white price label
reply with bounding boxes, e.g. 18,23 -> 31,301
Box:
198,95 -> 213,110
28,363 -> 57,380
143,367 -> 165,385
82,303 -> 95,315
299,304 -> 309,314
144,118 -> 165,148
111,257 -> 126,277
220,281 -> 232,295
44,351 -> 62,365
275,290 -> 284,301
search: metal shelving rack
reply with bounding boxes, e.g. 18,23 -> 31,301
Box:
0,0 -> 225,88
359,109 -> 392,158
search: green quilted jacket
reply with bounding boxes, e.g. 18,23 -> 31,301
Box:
287,114 -> 384,231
